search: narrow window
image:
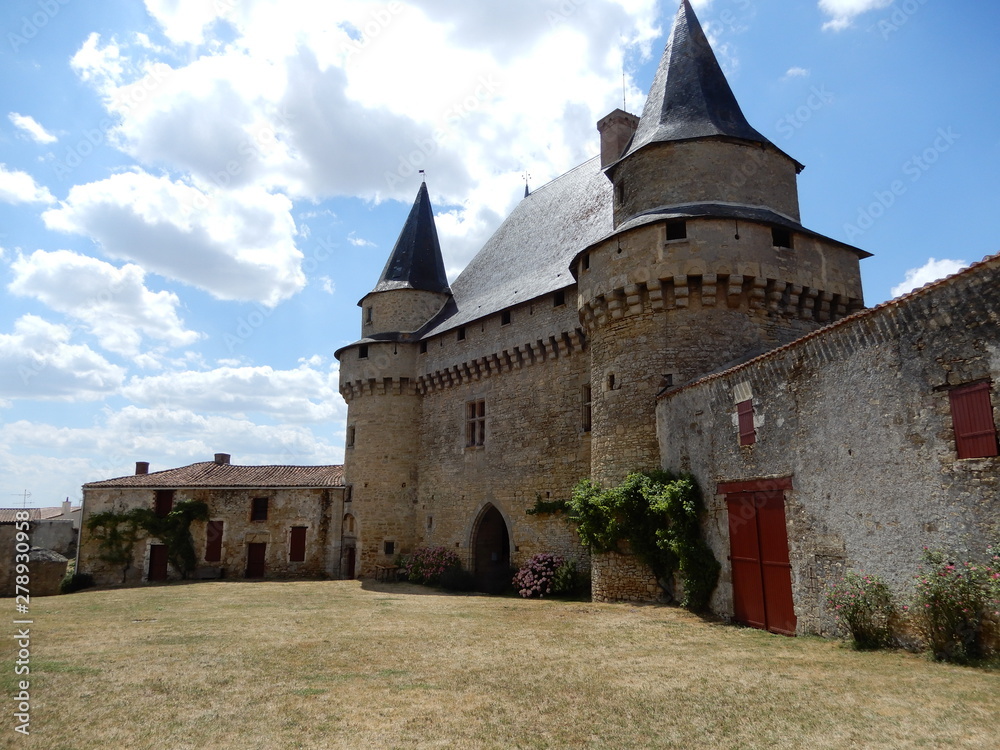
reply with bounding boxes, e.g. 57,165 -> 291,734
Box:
251,497 -> 269,522
582,254 -> 590,271
772,227 -> 793,249
666,220 -> 687,241
343,513 -> 355,533
344,485 -> 353,503
582,384 -> 592,433
205,520 -> 224,562
501,310 -> 512,326
384,540 -> 395,556
365,306 -> 373,324
289,526 -> 307,562
358,344 -> 369,359
737,399 -> 756,446
154,489 -> 174,518
950,382 -> 999,459
419,340 -> 428,354
457,327 -> 466,342
608,373 -> 616,391
553,290 -> 566,307
346,425 -> 356,448
466,399 -> 486,447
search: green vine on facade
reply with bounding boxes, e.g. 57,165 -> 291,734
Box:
525,495 -> 569,516
567,471 -> 720,612
85,509 -> 146,584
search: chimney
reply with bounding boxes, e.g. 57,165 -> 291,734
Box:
214,453 -> 231,465
63,498 -> 72,514
597,109 -> 640,169
135,461 -> 150,475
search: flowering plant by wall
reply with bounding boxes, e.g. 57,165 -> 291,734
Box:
513,553 -> 565,598
401,546 -> 461,585
825,571 -> 896,649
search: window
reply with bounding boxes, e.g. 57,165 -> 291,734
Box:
737,399 -> 756,446
346,425 -> 356,448
950,381 -> 999,459
365,306 -> 372,324
457,327 -> 466,342
344,485 -> 353,503
501,310 -> 511,326
582,384 -> 592,433
582,254 -> 590,272
666,220 -> 687,241
358,344 -> 369,359
553,290 -> 566,307
384,540 -> 395,556
608,373 -> 616,391
289,527 -> 307,562
772,227 -> 793,249
466,399 -> 486,447
419,340 -> 428,354
343,513 -> 356,533
154,490 -> 174,518
251,497 -> 269,521
205,520 -> 223,562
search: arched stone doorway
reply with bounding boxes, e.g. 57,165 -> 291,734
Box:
472,504 -> 510,593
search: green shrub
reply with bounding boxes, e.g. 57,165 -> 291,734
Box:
60,572 -> 94,594
825,571 -> 896,650
438,566 -> 476,592
551,558 -> 587,596
401,546 -> 461,585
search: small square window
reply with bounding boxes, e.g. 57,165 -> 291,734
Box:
501,310 -> 511,326
251,497 -> 269,522
553,290 -> 566,307
384,540 -> 395,556
950,381 -> 999,459
457,327 -> 466,342
772,227 -> 793,249
666,220 -> 687,241
358,344 -> 369,359
419,341 -> 428,354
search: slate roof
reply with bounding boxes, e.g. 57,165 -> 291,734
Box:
421,157 -> 613,336
615,0 -> 800,171
371,182 -> 451,295
83,462 -> 344,489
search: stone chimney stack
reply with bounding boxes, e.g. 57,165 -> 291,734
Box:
597,109 -> 639,169
214,453 -> 231,465
135,461 -> 150,475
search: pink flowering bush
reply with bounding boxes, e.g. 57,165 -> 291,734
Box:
401,546 -> 461,586
513,553 -> 564,598
825,571 -> 896,649
911,546 -> 1000,663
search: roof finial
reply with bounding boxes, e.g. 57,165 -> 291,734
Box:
523,170 -> 531,198
419,169 -> 426,183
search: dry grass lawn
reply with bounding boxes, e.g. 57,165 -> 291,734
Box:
2,580 -> 998,749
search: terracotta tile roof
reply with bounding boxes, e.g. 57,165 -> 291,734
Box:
83,462 -> 345,489
659,250 -> 1000,399
0,508 -> 39,523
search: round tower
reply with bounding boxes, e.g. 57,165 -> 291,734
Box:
577,0 -> 868,486
336,182 -> 451,576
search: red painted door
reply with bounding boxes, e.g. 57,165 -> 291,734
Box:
726,490 -> 796,636
148,544 -> 169,581
245,543 -> 266,578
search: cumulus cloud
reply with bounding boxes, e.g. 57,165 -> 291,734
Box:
0,315 -> 125,400
890,257 -> 969,298
8,113 -> 57,144
818,0 -> 894,32
784,67 -> 810,79
42,171 -> 305,306
9,249 -> 201,359
122,364 -> 345,423
0,164 -> 55,204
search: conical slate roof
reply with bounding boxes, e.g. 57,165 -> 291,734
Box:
623,0 -> 771,158
372,183 -> 450,294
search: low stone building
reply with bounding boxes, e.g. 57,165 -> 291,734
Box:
78,454 -> 346,586
0,509 -> 76,597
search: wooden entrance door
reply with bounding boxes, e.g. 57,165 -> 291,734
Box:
344,546 -> 356,579
725,488 -> 796,636
473,505 -> 510,593
245,543 -> 266,578
148,543 -> 169,581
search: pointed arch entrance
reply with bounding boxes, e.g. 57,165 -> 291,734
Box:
472,504 -> 511,593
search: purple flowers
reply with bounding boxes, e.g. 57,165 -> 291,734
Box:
401,546 -> 461,585
513,553 -> 565,598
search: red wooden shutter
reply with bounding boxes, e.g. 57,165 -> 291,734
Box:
950,382 -> 998,459
737,399 -> 756,445
289,527 -> 307,562
205,520 -> 223,562
154,490 -> 174,518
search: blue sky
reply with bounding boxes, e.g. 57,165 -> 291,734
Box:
0,0 -> 997,506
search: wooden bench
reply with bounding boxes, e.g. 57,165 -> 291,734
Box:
374,565 -> 399,582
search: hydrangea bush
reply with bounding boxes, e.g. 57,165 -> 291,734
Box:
825,571 -> 896,650
401,546 -> 461,586
513,553 -> 564,598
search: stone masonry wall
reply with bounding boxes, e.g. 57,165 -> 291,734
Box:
591,551 -> 666,603
657,254 -> 1000,634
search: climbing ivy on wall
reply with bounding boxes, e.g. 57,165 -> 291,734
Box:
86,500 -> 209,581
567,471 -> 720,612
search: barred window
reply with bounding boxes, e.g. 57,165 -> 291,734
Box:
466,399 -> 486,447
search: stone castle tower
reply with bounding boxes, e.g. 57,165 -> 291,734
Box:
336,0 -> 867,580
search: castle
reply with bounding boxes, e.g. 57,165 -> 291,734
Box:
78,1 -> 998,636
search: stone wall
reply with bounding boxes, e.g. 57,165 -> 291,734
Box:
656,254 -> 1000,633
591,551 -> 665,603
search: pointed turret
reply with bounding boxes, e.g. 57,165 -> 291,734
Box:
372,183 -> 450,295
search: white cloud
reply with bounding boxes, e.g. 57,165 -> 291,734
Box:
0,315 -> 125,400
319,276 -> 336,295
122,364 -> 345,423
784,67 -> 810,79
42,171 -> 305,306
8,113 -> 57,144
347,234 -> 375,247
0,164 -> 55,204
818,0 -> 894,32
890,258 -> 969,298
142,0 -> 233,45
8,249 -> 201,359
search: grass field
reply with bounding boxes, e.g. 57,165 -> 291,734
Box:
1,579 -> 998,749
